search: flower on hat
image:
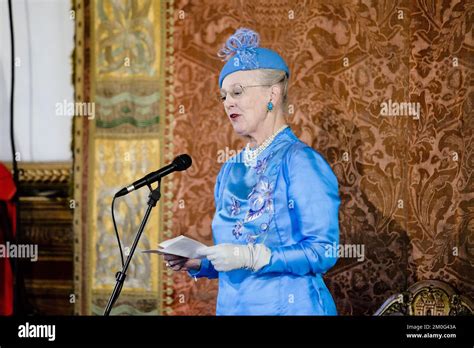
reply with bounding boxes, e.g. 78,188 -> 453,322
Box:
218,28 -> 260,69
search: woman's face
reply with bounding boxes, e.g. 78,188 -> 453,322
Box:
220,70 -> 270,139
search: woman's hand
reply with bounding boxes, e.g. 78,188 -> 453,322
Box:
199,243 -> 271,272
162,254 -> 201,272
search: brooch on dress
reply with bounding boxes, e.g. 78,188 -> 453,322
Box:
228,152 -> 276,241
244,176 -> 274,223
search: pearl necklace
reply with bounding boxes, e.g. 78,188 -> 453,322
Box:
243,125 -> 288,167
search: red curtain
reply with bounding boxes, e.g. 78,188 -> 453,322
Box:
0,163 -> 16,315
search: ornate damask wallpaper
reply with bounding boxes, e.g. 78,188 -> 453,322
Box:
74,0 -> 473,315
168,0 -> 473,315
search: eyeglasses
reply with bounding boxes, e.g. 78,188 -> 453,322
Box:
218,84 -> 272,102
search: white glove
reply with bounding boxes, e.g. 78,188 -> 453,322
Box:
199,243 -> 271,272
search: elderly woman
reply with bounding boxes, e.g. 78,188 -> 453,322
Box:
163,28 -> 340,315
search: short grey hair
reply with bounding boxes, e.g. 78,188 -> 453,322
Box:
257,69 -> 289,110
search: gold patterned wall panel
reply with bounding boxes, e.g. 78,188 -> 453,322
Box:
89,138 -> 160,314
95,0 -> 162,79
74,0 -> 171,315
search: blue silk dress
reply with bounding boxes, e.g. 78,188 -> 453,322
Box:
189,127 -> 340,315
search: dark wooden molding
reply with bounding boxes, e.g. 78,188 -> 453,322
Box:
4,162 -> 71,184
3,161 -> 74,315
4,162 -> 72,196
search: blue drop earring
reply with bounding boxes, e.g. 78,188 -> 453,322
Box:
267,101 -> 273,111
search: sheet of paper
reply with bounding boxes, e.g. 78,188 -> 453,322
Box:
142,235 -> 208,259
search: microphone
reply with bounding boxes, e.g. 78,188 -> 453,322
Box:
115,154 -> 192,197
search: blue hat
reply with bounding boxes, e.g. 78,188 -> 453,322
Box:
218,28 -> 289,88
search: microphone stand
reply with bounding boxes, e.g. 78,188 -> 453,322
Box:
104,181 -> 161,316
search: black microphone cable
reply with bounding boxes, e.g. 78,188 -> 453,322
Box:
7,3 -> 18,186
111,196 -> 125,268
7,2 -> 19,197
7,0 -> 21,315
